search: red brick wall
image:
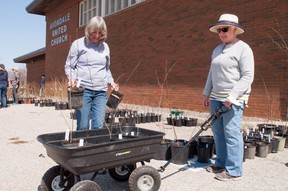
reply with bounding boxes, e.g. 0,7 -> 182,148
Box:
26,55 -> 45,84
33,0 -> 288,120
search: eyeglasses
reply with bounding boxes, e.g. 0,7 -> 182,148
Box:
217,27 -> 229,33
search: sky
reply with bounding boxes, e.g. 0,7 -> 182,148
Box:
0,0 -> 46,71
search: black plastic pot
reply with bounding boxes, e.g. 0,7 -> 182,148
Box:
141,114 -> 146,123
106,90 -> 124,109
170,140 -> 189,165
166,117 -> 172,125
154,139 -> 172,161
256,142 -> 268,158
189,140 -> 198,158
269,138 -> 280,153
173,117 -> 182,127
244,142 -> 256,159
197,136 -> 214,163
151,113 -> 157,122
146,113 -> 151,123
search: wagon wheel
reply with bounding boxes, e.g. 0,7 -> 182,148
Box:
70,180 -> 102,191
108,164 -> 136,182
128,166 -> 161,191
40,165 -> 75,191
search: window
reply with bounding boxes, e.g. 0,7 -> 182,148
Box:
79,0 -> 145,27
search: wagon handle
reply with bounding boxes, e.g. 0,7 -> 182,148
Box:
158,104 -> 231,172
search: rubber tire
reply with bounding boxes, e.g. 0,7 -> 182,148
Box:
108,164 -> 136,182
39,165 -> 75,191
70,180 -> 102,191
128,166 -> 161,191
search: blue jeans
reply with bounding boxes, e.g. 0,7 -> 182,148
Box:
210,100 -> 244,177
0,84 -> 7,107
76,89 -> 107,130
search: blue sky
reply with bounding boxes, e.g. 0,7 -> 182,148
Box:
0,0 -> 46,71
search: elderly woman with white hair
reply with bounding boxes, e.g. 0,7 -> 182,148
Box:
65,16 -> 119,131
203,14 -> 254,181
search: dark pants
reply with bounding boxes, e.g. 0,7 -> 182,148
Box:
12,85 -> 19,104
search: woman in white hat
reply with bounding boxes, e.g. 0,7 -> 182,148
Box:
203,14 -> 254,181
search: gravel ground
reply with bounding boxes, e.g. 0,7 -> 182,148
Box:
0,104 -> 287,191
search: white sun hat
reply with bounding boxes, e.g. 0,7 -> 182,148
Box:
209,14 -> 244,34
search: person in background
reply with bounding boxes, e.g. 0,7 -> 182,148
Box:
0,64 -> 8,108
202,14 -> 254,181
11,67 -> 20,104
39,75 -> 45,97
65,16 -> 119,131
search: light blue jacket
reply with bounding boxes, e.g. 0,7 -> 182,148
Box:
65,37 -> 114,91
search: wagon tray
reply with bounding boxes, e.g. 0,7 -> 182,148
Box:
37,126 -> 165,175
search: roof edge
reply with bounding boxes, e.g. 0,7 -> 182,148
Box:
14,47 -> 46,63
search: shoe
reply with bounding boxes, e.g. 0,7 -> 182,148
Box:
206,165 -> 224,173
215,171 -> 242,181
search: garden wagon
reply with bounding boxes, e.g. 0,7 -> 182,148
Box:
37,126 -> 165,191
37,105 -> 230,191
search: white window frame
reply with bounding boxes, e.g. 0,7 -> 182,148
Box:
79,0 -> 145,27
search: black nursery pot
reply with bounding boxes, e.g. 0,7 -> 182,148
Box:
189,140 -> 198,158
154,139 -> 172,161
170,140 -> 189,165
106,90 -> 124,109
197,136 -> 214,163
173,117 -> 182,127
166,117 -> 172,125
269,138 -> 280,153
185,118 -> 198,127
256,142 -> 268,158
55,102 -> 61,110
244,142 -> 256,159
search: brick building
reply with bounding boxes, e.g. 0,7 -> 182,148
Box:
14,0 -> 288,120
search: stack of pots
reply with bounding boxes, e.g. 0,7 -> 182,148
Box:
105,109 -> 162,126
166,115 -> 198,127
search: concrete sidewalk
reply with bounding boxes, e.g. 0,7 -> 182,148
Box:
0,104 -> 287,191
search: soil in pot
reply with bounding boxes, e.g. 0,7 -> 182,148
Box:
256,142 -> 268,158
170,140 -> 189,165
154,139 -> 172,161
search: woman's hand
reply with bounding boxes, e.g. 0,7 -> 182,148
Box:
111,82 -> 119,91
203,96 -> 210,107
68,79 -> 75,87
